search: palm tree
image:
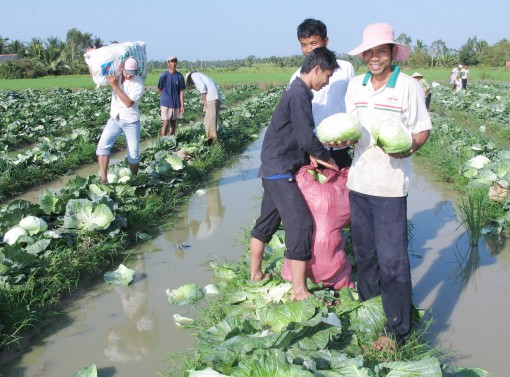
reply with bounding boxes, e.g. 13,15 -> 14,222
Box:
27,38 -> 44,59
6,39 -> 26,57
0,36 -> 10,54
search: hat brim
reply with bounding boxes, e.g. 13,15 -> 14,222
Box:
124,70 -> 137,76
348,39 -> 410,61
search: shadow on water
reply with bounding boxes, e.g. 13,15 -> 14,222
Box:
409,163 -> 510,375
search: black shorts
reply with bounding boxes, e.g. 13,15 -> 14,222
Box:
251,178 -> 313,261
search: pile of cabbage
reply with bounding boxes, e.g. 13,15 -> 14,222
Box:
316,113 -> 361,143
371,118 -> 413,154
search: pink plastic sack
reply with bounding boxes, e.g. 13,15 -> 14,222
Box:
281,165 -> 353,290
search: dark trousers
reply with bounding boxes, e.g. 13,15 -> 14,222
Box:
349,190 -> 412,341
251,178 -> 313,261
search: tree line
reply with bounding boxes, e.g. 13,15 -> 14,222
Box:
1,28 -> 509,79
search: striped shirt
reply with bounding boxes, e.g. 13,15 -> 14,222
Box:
345,66 -> 432,197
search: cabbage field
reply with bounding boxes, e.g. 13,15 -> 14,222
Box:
3,79 -> 510,376
0,83 -> 282,359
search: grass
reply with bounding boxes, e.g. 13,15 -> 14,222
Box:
3,65 -> 510,91
0,66 -> 297,91
456,189 -> 489,246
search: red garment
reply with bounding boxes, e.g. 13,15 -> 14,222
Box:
281,165 -> 353,290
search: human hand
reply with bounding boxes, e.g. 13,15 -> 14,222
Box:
107,73 -> 118,87
324,139 -> 356,149
314,157 -> 340,172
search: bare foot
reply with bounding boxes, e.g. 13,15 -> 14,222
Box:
373,335 -> 396,352
290,289 -> 313,301
250,272 -> 270,282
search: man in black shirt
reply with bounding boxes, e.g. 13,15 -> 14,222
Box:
250,47 -> 339,301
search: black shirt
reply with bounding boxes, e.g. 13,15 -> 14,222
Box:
258,77 -> 331,178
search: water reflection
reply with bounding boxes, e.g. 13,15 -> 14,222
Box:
104,257 -> 158,363
190,181 -> 226,240
484,234 -> 509,257
164,212 -> 191,259
452,245 -> 481,294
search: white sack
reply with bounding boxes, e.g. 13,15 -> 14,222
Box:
84,41 -> 147,88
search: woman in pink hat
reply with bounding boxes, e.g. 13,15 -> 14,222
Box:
343,23 -> 432,351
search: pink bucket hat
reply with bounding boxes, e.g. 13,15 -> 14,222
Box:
348,23 -> 411,61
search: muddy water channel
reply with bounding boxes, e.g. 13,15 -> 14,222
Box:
1,133 -> 510,376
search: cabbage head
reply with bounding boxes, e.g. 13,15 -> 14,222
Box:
63,199 -> 115,231
18,216 -> 48,236
165,154 -> 184,171
104,264 -> 135,285
3,226 -> 28,245
371,118 -> 413,154
166,283 -> 204,305
316,113 -> 361,143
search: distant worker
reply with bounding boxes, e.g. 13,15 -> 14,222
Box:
460,64 -> 469,90
95,57 -> 145,184
450,65 -> 461,92
185,71 -> 224,143
157,55 -> 186,136
412,72 -> 431,110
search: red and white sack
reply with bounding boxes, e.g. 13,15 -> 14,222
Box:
84,41 -> 147,88
281,166 -> 353,290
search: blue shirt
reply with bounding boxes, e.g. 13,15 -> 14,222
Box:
158,71 -> 186,108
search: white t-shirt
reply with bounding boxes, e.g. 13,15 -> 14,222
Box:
190,72 -> 223,103
110,75 -> 145,123
345,67 -> 432,197
290,59 -> 355,126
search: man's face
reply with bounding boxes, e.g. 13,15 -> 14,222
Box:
311,67 -> 334,92
167,59 -> 178,70
123,70 -> 134,80
299,35 -> 328,56
362,44 -> 394,77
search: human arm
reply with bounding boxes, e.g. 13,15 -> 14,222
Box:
107,74 -> 134,107
157,74 -> 164,96
288,88 -> 332,164
180,90 -> 185,114
310,155 -> 339,172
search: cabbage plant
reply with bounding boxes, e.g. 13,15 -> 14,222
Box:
166,283 -> 204,305
104,264 -> 135,285
2,226 -> 28,245
18,216 -> 48,236
63,199 -> 115,231
371,118 -> 412,154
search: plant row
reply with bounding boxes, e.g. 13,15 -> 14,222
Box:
161,230 -> 486,376
419,82 -> 510,235
0,84 -> 262,201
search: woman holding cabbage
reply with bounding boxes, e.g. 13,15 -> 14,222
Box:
343,23 -> 432,352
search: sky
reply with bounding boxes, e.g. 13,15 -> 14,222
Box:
2,0 -> 509,62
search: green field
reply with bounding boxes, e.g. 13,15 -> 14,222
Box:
0,66 -> 299,90
2,65 -> 510,91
